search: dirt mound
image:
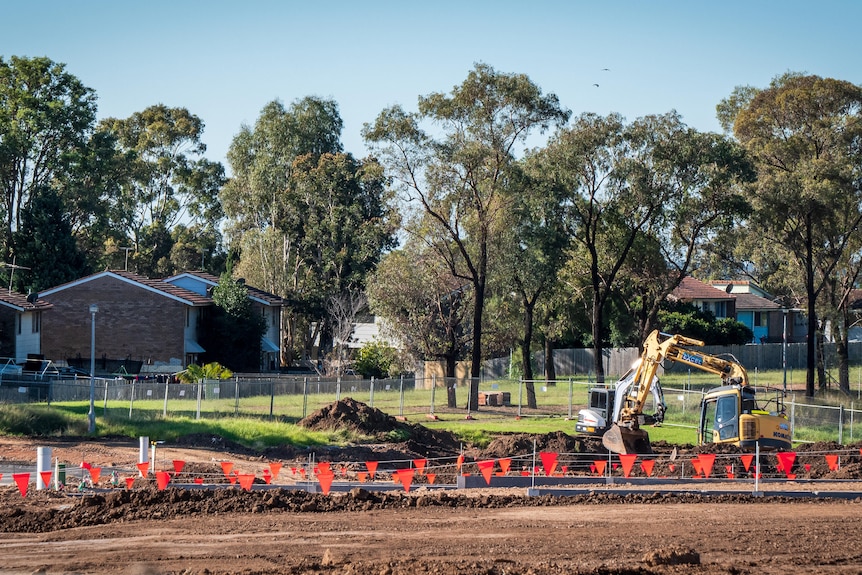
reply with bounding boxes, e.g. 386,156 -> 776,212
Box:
298,398 -> 461,459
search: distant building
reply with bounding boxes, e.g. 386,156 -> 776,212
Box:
0,290 -> 52,365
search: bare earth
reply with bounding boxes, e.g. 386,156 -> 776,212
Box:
2,435 -> 862,575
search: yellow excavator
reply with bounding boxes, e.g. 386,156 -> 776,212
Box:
602,330 -> 792,455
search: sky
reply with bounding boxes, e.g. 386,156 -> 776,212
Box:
4,0 -> 861,172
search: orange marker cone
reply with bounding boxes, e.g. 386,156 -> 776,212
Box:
477,460 -> 495,485
395,468 -> 414,492
13,473 -> 29,497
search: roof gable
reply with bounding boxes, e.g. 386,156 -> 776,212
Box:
0,290 -> 52,312
164,271 -> 284,307
41,270 -> 211,306
671,276 -> 735,302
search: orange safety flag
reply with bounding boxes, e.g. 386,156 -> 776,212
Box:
125,477 -> 135,489
825,454 -> 839,471
539,452 -> 558,476
12,473 -> 29,497
220,461 -> 234,478
691,458 -> 703,477
172,460 -> 185,475
618,454 -> 637,478
317,471 -> 334,495
498,458 -> 511,474
477,460 -> 495,485
426,473 -> 436,485
89,467 -> 102,485
262,469 -> 272,484
395,468 -> 415,493
194,477 -> 204,485
640,459 -> 655,477
136,462 -> 150,477
698,453 -> 716,479
740,454 -> 754,472
365,461 -> 378,480
156,471 -> 171,490
412,459 -> 427,474
317,461 -> 331,474
776,452 -> 796,477
593,460 -> 607,476
237,473 -> 255,491
39,471 -> 53,489
357,472 -> 368,483
269,462 -> 282,481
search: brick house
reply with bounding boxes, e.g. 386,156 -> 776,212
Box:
40,271 -> 211,375
163,271 -> 284,371
0,290 -> 53,365
669,276 -> 736,319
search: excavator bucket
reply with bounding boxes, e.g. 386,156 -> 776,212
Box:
602,424 -> 652,455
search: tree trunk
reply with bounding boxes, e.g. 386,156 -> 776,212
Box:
816,328 -> 827,392
544,337 -> 556,383
592,292 -> 605,384
805,258 -> 817,397
445,354 -> 458,408
521,297 -> 537,409
468,277 -> 485,411
838,307 -> 850,394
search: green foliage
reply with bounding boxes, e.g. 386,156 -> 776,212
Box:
658,303 -> 753,345
0,404 -> 81,436
200,272 -> 265,372
177,362 -> 233,383
353,340 -> 397,379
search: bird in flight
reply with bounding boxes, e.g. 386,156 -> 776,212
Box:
602,68 -> 610,71
593,83 -> 600,87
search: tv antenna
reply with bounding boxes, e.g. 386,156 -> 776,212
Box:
1,257 -> 30,294
119,246 -> 135,271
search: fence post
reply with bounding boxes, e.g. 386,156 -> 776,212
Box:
517,379 -> 523,418
370,377 -> 375,408
103,380 -> 109,415
839,404 -> 845,445
399,375 -> 404,417
129,378 -> 135,419
302,377 -> 308,419
790,395 -> 796,440
336,377 -> 341,402
196,382 -> 202,420
163,381 -> 169,417
270,380 -> 275,421
430,375 -> 436,415
234,377 -> 240,415
567,378 -> 573,420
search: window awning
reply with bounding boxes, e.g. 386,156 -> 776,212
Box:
185,339 -> 206,354
261,337 -> 279,353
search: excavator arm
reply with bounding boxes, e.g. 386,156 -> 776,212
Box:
603,330 -> 750,454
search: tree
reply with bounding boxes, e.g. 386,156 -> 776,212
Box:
722,73 -> 862,397
177,362 -> 233,383
364,63 -> 570,409
367,240 -> 473,407
221,98 -> 394,367
99,105 -> 226,276
199,272 -> 265,372
0,55 -> 98,270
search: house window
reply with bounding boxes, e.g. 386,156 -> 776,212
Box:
186,308 -> 190,328
754,312 -> 768,327
32,311 -> 40,333
17,314 -> 21,335
714,301 -> 727,318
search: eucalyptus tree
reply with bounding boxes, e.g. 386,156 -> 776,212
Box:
367,239 -> 472,407
221,98 -> 396,366
99,105 -> 226,276
0,56 -> 103,285
720,73 -> 862,397
363,63 -> 570,409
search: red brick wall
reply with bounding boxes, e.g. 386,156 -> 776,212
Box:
41,276 -> 186,366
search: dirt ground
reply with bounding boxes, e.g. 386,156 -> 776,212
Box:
2,399 -> 862,575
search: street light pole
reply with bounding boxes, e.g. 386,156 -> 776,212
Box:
88,304 -> 98,434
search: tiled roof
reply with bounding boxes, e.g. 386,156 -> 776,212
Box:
0,290 -> 53,311
671,276 -> 734,301
732,293 -> 782,311
164,271 -> 285,306
42,270 -> 211,306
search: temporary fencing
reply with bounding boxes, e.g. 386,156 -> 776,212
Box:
5,443 -> 861,499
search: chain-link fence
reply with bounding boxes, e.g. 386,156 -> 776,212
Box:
4,373 -> 861,445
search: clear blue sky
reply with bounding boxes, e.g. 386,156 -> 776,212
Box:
4,1 -> 860,172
